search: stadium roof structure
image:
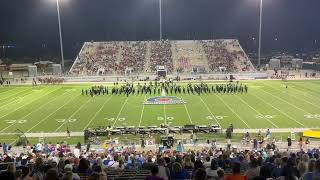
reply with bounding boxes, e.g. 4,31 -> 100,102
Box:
34,61 -> 54,65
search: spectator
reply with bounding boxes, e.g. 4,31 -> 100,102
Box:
194,168 -> 207,180
157,158 -> 169,180
298,161 -> 308,179
21,166 -> 31,180
245,158 -> 260,180
142,156 -> 155,170
46,168 -> 59,180
206,159 -> 221,179
183,155 -> 194,170
224,162 -> 246,180
3,143 -> 8,154
170,162 -> 190,180
77,158 -> 92,176
303,159 -> 320,180
62,164 -> 80,180
145,165 -> 165,180
216,169 -> 224,180
277,165 -> 298,180
271,158 -> 282,179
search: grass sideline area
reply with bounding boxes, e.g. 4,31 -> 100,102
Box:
0,80 -> 320,145
3,132 -> 320,147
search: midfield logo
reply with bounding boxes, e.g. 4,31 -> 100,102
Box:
144,96 -> 185,105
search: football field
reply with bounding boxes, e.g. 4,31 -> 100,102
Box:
0,80 -> 320,135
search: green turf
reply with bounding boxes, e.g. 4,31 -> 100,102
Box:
0,80 -> 320,145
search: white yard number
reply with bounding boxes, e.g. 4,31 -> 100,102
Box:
157,116 -> 174,121
256,115 -> 273,119
206,115 -> 226,120
105,117 -> 126,121
304,114 -> 320,119
55,119 -> 77,123
106,118 -> 115,122
5,120 -> 27,124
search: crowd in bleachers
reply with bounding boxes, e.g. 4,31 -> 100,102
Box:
201,40 -> 237,72
149,40 -> 173,73
201,40 -> 254,73
118,42 -> 147,74
0,139 -> 320,180
70,40 -> 255,75
71,42 -> 120,75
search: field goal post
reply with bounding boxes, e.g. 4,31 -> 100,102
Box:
156,65 -> 167,78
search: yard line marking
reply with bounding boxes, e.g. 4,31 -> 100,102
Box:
27,94 -> 81,133
199,96 -> 221,127
112,98 -> 128,128
0,89 -> 36,109
292,82 -> 320,94
237,96 -> 279,128
82,96 -> 113,130
215,95 -> 250,128
163,104 -> 167,125
291,86 -> 320,103
184,104 -> 193,124
251,93 -> 305,127
264,83 -> 320,111
0,87 -> 58,120
139,96 -> 146,127
0,88 -> 30,102
54,98 -> 92,132
0,88 -> 18,95
0,88 -> 65,132
260,88 -> 317,117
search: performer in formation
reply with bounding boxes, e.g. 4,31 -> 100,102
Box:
81,80 -> 249,97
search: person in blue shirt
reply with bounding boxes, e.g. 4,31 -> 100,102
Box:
3,143 -> 8,154
303,159 -> 320,180
170,162 -> 190,180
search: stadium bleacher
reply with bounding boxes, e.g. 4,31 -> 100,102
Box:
69,39 -> 256,75
1,140 -> 319,180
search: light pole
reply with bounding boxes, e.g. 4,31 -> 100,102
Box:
56,0 -> 65,73
258,0 -> 263,67
159,0 -> 162,40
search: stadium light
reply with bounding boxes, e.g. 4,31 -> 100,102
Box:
56,0 -> 65,73
159,0 -> 162,40
258,0 -> 263,67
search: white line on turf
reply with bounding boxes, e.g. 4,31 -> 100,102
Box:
184,104 -> 193,124
199,96 -> 221,127
82,96 -> 113,130
54,98 -> 92,132
139,96 -> 146,127
163,104 -> 167,125
26,94 -> 81,133
291,86 -> 320,102
237,96 -> 279,128
0,89 -> 66,133
0,88 -> 30,102
263,82 -> 320,111
251,93 -> 305,127
112,98 -> 128,128
0,88 -> 20,97
0,89 -> 36,109
0,87 -> 59,120
214,95 -> 250,128
260,88 -> 318,118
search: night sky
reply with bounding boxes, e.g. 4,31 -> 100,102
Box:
1,0 -> 320,59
